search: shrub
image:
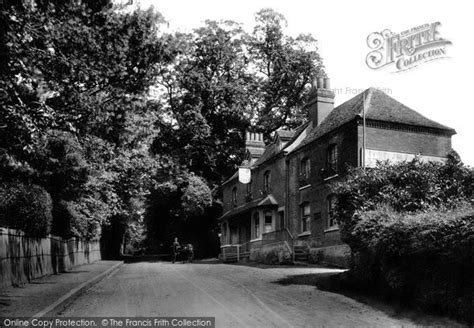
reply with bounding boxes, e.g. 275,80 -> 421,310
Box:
332,153 -> 473,244
330,155 -> 474,322
0,181 -> 53,237
348,204 -> 474,322
51,198 -> 106,239
308,248 -> 322,264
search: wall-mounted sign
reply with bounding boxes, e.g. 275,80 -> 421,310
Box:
238,167 -> 251,184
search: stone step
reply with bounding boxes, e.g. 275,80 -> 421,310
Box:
294,254 -> 308,260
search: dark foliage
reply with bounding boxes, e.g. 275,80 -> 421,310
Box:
348,206 -> 473,323
0,181 -> 53,236
1,2 -> 326,258
332,152 -> 473,245
331,153 -> 474,322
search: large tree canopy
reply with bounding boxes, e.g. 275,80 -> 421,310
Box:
250,8 -> 325,133
152,8 -> 326,188
1,3 -> 326,256
0,0 -> 174,242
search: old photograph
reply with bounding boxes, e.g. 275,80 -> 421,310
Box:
0,0 -> 473,327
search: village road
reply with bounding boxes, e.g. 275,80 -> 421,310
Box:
54,261 -> 460,327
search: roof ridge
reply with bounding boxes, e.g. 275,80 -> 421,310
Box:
362,87 -> 375,116
292,87 -> 455,152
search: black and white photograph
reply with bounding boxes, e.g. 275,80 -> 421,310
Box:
0,0 -> 473,327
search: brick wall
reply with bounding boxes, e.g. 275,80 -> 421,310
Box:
222,119 -> 453,250
287,121 -> 452,248
287,122 -> 358,247
222,154 -> 287,214
359,124 -> 452,158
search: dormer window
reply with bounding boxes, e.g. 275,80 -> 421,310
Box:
264,170 -> 271,192
232,187 -> 237,207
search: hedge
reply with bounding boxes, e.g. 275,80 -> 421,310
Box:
348,205 -> 473,322
330,155 -> 474,323
0,181 -> 53,237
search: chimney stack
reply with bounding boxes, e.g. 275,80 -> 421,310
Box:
245,131 -> 265,164
308,76 -> 335,127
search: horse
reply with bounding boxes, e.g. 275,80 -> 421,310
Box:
181,243 -> 194,263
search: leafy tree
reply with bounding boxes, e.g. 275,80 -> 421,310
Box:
0,181 -> 53,237
143,159 -> 214,250
249,8 -> 325,135
0,1 -> 173,243
152,20 -> 252,185
1,3 -> 327,258
152,9 -> 325,186
146,10 -> 325,254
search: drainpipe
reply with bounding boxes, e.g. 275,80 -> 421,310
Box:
285,155 -> 295,262
362,91 -> 367,170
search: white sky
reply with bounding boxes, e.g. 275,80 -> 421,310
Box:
140,0 -> 474,166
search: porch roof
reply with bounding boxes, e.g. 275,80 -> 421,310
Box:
218,194 -> 278,222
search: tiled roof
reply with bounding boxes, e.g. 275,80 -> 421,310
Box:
223,88 -> 455,183
218,194 -> 278,221
253,122 -> 309,167
297,88 -> 456,149
253,143 -> 281,167
275,129 -> 295,141
247,147 -> 265,157
257,194 -> 278,206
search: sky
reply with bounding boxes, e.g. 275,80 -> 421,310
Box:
139,0 -> 474,166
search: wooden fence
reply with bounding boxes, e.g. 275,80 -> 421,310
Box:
0,227 -> 101,289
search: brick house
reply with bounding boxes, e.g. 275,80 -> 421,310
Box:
219,78 -> 456,266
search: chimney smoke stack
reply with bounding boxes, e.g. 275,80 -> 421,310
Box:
323,77 -> 330,90
317,77 -> 324,89
245,130 -> 265,163
307,76 -> 335,127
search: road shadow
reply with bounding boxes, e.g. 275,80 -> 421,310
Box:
273,271 -> 465,327
122,255 -> 170,263
122,255 -> 221,264
221,261 -> 343,270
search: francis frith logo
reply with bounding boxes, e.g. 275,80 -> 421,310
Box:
366,22 -> 452,72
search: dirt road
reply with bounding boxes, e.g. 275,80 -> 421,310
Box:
55,261 -> 460,327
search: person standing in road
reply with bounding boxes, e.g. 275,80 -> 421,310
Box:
172,237 -> 181,263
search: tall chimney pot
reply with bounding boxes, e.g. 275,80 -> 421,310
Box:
317,77 -> 324,89
323,77 -> 330,90
307,77 -> 335,127
245,130 -> 265,163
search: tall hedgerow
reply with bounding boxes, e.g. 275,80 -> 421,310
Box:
0,181 -> 53,237
331,152 -> 474,323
